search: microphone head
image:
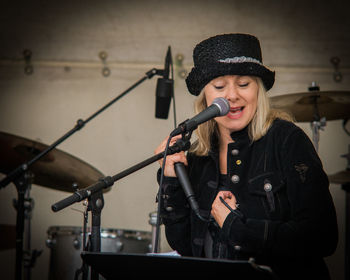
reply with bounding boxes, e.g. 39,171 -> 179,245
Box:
156,46 -> 173,119
155,78 -> 173,119
212,97 -> 230,116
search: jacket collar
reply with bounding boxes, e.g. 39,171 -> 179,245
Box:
208,124 -> 251,158
230,125 -> 251,147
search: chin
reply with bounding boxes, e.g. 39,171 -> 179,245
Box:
219,122 -> 247,134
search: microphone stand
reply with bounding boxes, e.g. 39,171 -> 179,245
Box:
51,138 -> 191,212
52,136 -> 191,275
0,67 -> 165,280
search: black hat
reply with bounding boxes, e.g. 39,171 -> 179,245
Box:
185,33 -> 275,96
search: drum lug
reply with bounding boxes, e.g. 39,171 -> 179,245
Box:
115,240 -> 124,252
46,238 -> 56,248
73,238 -> 81,250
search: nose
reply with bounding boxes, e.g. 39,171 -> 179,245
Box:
225,84 -> 239,102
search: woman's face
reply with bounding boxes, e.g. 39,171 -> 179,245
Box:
204,75 -> 259,135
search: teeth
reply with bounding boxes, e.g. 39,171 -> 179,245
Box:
230,107 -> 242,112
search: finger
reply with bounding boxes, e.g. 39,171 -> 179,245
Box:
223,196 -> 237,210
165,152 -> 187,165
217,190 -> 233,200
154,135 -> 183,155
169,135 -> 183,146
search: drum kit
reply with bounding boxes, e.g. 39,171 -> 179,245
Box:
0,86 -> 349,279
0,132 -> 155,280
270,87 -> 350,181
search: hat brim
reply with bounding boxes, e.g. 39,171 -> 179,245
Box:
186,62 -> 275,96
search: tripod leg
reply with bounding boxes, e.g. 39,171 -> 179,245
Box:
13,171 -> 34,280
15,189 -> 25,280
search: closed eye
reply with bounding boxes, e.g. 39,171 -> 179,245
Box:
238,83 -> 249,88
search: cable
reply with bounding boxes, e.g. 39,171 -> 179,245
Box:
170,51 -> 177,128
154,136 -> 172,253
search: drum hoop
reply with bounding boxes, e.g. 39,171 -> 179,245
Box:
47,226 -> 82,236
47,226 -> 151,240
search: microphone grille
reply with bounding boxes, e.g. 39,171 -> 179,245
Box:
213,97 -> 230,116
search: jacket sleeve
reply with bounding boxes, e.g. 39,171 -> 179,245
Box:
156,168 -> 193,256
221,127 -> 338,258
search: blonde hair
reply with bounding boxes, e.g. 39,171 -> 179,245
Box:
189,78 -> 294,156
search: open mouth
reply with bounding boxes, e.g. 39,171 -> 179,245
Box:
229,106 -> 244,115
226,106 -> 244,119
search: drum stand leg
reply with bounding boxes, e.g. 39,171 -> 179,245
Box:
311,118 -> 326,153
13,171 -> 41,280
342,183 -> 350,280
310,96 -> 326,153
88,190 -> 104,280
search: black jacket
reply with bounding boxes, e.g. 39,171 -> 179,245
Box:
158,119 -> 338,280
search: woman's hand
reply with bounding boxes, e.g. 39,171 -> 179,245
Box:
211,191 -> 237,228
154,135 -> 188,177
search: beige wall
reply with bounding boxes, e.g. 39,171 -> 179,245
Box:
0,0 -> 349,279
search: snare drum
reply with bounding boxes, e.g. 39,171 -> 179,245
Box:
46,226 -> 152,280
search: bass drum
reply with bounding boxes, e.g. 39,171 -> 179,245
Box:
46,226 -> 152,280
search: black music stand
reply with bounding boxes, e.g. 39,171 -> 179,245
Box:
81,252 -> 278,279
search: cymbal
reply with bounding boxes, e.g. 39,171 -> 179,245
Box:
328,169 -> 350,185
0,132 -> 107,193
270,90 -> 350,122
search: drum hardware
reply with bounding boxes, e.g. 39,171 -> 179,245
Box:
307,83 -> 326,152
270,86 -> 350,152
328,145 -> 350,280
14,185 -> 43,278
12,170 -> 35,280
0,66 -> 167,280
270,88 -> 350,123
329,145 -> 350,185
46,226 -> 152,280
0,57 -> 176,191
52,133 -> 192,258
0,48 -> 180,278
149,211 -> 160,253
0,132 -> 106,280
0,132 -> 106,193
309,95 -> 326,153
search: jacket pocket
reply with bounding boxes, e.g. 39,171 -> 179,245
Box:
248,172 -> 285,214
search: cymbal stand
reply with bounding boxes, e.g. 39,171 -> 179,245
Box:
51,136 -> 192,257
0,68 -> 165,191
88,190 -> 104,280
12,171 -> 41,280
310,95 -> 326,153
0,67 -> 167,280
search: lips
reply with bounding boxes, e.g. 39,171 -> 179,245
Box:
227,106 -> 244,119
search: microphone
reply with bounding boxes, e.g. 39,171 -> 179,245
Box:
174,162 -> 200,214
170,97 -> 229,136
155,46 -> 173,119
174,162 -> 208,222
